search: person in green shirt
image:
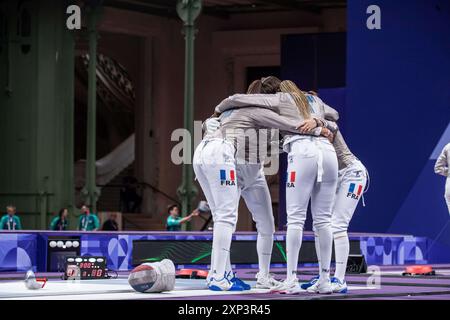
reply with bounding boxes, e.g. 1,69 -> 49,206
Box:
0,205 -> 22,230
50,208 -> 69,231
166,204 -> 199,231
78,205 -> 100,231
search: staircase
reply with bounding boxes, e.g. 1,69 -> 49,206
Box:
74,53 -> 166,231
96,164 -> 167,231
74,53 -> 136,208
97,164 -> 134,212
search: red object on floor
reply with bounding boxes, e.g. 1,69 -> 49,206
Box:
36,278 -> 48,288
176,269 -> 208,279
403,265 -> 435,276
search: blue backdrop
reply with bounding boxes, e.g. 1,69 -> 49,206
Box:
281,0 -> 450,262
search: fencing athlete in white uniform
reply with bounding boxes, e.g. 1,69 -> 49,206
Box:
194,81 -> 309,291
435,143 -> 450,213
213,81 -> 339,294
299,101 -> 368,294
193,135 -> 239,291
202,77 -> 285,290
205,84 -> 328,290
280,81 -> 338,294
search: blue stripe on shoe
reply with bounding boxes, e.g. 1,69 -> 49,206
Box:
331,277 -> 348,293
337,287 -> 348,294
300,275 -> 319,290
208,283 -> 245,291
208,276 -> 245,291
229,282 -> 245,291
230,277 -> 251,290
208,284 -> 224,291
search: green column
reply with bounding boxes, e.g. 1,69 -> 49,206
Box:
0,0 -> 76,229
82,5 -> 101,213
60,9 -> 76,227
176,0 -> 201,229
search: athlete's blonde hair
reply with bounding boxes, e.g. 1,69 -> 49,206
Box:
279,80 -> 311,119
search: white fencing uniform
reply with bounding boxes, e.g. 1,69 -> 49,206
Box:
329,130 -> 368,235
194,106 -> 302,282
284,136 -> 338,282
193,138 -> 239,279
236,164 -> 273,232
311,123 -> 368,283
435,143 -> 450,213
193,139 -> 239,227
217,92 -> 339,285
283,94 -> 339,284
237,163 -> 274,276
332,159 -> 367,234
215,93 -> 338,135
330,157 -> 367,282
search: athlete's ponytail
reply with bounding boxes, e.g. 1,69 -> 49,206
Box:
280,80 -> 311,119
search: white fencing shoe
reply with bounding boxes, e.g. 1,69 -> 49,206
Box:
331,277 -> 348,294
306,278 -> 332,294
300,275 -> 319,290
208,276 -> 245,291
255,272 -> 281,289
270,278 -> 299,293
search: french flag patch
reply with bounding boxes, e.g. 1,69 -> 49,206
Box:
286,171 -> 296,188
220,169 -> 236,186
347,183 -> 363,199
288,171 -> 296,182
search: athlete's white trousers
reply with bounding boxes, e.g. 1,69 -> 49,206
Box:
285,137 -> 338,281
331,159 -> 367,280
332,160 -> 367,234
193,139 -> 239,279
237,164 -> 275,275
194,140 -> 275,274
314,159 -> 368,281
445,178 -> 450,213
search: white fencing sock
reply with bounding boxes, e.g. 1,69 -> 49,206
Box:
333,231 -> 350,282
210,242 -> 233,280
211,222 -> 233,280
316,225 -> 333,282
286,226 -> 303,281
314,231 -> 321,274
208,250 -> 214,280
257,233 -> 273,276
225,254 -> 233,278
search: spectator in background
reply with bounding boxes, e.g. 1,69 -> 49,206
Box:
166,204 -> 199,231
50,208 -> 69,231
102,212 -> 119,231
0,205 -> 22,230
78,205 -> 100,231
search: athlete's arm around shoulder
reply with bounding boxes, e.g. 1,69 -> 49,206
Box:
214,93 -> 292,114
249,107 -> 302,134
